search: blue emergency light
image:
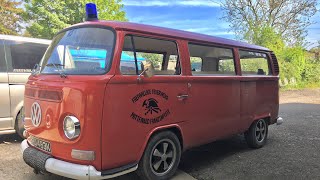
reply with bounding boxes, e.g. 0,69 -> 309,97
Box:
85,3 -> 98,21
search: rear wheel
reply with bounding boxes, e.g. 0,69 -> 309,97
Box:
14,109 -> 24,138
245,119 -> 268,148
137,131 -> 181,180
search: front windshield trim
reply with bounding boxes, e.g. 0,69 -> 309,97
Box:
40,25 -> 117,76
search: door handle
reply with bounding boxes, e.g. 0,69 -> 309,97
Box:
177,94 -> 189,101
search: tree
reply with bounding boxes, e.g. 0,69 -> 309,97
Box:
0,0 -> 23,35
24,0 -> 127,39
221,0 -> 318,45
309,40 -> 320,61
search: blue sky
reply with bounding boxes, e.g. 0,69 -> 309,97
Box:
122,0 -> 320,49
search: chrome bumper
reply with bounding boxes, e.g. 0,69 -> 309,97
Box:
276,117 -> 283,125
21,140 -> 137,180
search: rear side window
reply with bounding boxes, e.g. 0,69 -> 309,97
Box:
239,50 -> 270,75
188,43 -> 235,76
0,40 -> 6,72
4,40 -> 48,73
120,35 -> 180,75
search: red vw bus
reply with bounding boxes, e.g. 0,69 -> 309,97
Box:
21,5 -> 283,180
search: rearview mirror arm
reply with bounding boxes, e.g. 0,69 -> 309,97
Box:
137,68 -> 148,83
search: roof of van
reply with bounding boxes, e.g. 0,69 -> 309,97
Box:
74,21 -> 270,52
0,34 -> 51,45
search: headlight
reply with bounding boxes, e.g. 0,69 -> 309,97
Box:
63,116 -> 80,140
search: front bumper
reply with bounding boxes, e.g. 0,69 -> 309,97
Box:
21,140 -> 137,180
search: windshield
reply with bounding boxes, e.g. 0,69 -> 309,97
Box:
40,27 -> 115,75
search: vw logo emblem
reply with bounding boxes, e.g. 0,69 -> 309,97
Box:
31,102 -> 42,127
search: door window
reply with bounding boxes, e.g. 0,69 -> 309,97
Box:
188,43 -> 235,75
239,50 -> 270,75
4,40 -> 48,73
120,35 -> 180,75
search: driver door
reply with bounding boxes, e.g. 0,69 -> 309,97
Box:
101,33 -> 188,168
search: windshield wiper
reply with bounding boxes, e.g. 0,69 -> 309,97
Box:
46,63 -> 67,78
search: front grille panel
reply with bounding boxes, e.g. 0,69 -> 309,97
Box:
25,88 -> 37,98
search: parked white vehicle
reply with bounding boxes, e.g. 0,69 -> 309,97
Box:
0,35 -> 50,137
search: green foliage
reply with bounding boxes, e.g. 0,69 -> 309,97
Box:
221,1 -> 319,89
219,59 -> 235,72
248,26 -> 320,88
24,0 -> 127,39
0,0 -> 23,35
139,53 -> 163,65
240,58 -> 269,74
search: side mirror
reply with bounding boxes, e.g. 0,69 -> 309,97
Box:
142,61 -> 155,78
137,61 -> 155,83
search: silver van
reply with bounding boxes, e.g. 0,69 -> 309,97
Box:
0,35 -> 50,137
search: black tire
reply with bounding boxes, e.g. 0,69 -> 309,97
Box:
245,119 -> 268,149
14,109 -> 25,139
137,131 -> 181,180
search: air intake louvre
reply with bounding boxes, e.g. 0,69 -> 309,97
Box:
270,53 -> 279,75
25,88 -> 63,102
25,88 -> 37,98
38,90 -> 63,102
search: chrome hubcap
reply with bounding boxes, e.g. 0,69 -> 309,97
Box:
150,139 -> 176,176
255,120 -> 266,142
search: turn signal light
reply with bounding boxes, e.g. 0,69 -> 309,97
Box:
23,130 -> 29,138
71,149 -> 95,161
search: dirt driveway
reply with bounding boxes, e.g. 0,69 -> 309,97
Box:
280,88 -> 320,104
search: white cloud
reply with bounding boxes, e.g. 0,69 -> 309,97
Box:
123,0 -> 220,7
184,27 -> 212,32
184,27 -> 235,36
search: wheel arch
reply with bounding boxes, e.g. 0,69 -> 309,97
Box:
137,124 -> 184,161
12,101 -> 24,128
253,114 -> 271,125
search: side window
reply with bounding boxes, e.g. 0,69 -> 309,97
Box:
4,40 -> 48,73
188,43 -> 235,75
190,57 -> 202,72
239,50 -> 270,75
0,40 -> 6,72
120,35 -> 180,75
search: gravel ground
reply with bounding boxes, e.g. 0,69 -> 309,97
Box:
0,89 -> 319,180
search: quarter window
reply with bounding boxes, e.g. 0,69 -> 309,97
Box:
120,35 -> 180,75
239,50 -> 270,75
188,43 -> 235,76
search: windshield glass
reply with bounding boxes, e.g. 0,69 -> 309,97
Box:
40,27 -> 115,75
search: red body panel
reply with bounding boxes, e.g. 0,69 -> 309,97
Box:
23,21 -> 280,172
24,75 -> 112,170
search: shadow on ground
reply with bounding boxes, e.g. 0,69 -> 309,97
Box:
0,133 -> 23,144
179,135 -> 250,172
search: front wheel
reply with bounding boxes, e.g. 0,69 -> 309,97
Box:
137,131 -> 181,180
14,109 -> 25,139
245,119 -> 268,148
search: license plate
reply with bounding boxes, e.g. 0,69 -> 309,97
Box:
29,136 -> 51,153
